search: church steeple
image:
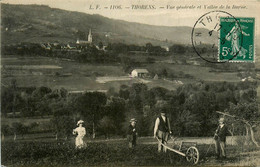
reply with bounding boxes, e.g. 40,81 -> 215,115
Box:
88,29 -> 92,43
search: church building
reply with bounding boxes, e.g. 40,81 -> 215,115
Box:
76,29 -> 92,44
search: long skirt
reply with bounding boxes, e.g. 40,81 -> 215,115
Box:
75,136 -> 86,149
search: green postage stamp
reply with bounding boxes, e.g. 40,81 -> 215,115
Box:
219,17 -> 255,62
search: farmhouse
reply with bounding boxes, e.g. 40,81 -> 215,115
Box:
67,43 -> 77,49
162,46 -> 169,52
41,43 -> 52,50
131,69 -> 149,78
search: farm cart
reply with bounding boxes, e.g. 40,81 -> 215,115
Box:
156,137 -> 200,165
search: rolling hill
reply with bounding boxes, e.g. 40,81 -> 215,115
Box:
1,4 -> 214,46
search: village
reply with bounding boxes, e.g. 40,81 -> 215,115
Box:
39,29 -> 107,52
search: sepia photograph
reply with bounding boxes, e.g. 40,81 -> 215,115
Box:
1,0 -> 260,166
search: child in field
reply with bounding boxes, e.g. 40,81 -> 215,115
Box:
73,120 -> 86,149
127,118 -> 138,149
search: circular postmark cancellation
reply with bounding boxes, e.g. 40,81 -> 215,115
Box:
191,10 -> 244,63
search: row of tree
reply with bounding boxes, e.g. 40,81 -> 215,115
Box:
2,42 -> 213,58
1,79 -> 259,140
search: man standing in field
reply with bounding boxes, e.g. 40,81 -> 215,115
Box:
214,117 -> 229,159
154,109 -> 172,153
127,118 -> 138,149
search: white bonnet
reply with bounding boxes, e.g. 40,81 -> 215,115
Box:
77,120 -> 84,126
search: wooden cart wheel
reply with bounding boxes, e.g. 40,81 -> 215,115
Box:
186,146 -> 199,165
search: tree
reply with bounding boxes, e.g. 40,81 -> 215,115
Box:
98,116 -> 115,139
1,124 -> 11,140
129,83 -> 148,112
146,43 -> 153,52
32,86 -> 52,99
76,30 -> 87,40
107,87 -> 117,97
227,101 -> 259,134
98,42 -> 104,50
172,110 -> 201,136
11,79 -> 18,116
1,79 -> 29,117
51,116 -> 74,140
11,122 -> 28,140
146,57 -> 155,64
59,88 -> 68,99
73,92 -> 107,138
104,97 -> 126,135
160,68 -> 168,78
119,85 -> 130,100
217,110 -> 260,147
1,87 -> 15,116
169,44 -> 186,54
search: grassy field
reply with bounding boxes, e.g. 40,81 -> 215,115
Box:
2,56 -> 127,91
146,63 -> 241,82
2,117 -> 51,126
1,137 -> 259,167
1,55 -> 243,92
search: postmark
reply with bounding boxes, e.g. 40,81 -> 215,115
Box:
191,11 -> 243,63
219,17 -> 255,62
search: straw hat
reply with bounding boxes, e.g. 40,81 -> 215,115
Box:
219,117 -> 225,123
77,120 -> 84,126
129,118 -> 137,123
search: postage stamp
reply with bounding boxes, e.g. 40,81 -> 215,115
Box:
218,17 -> 255,62
191,11 -> 240,63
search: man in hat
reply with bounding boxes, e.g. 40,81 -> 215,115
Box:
73,120 -> 86,149
154,110 -> 172,152
127,118 -> 138,149
214,117 -> 229,159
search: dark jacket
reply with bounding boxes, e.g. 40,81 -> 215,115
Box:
127,125 -> 137,136
158,116 -> 170,132
215,124 -> 229,142
127,125 -> 137,142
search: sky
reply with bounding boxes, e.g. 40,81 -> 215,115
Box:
1,0 -> 260,29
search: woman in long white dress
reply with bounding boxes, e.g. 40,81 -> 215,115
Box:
73,120 -> 86,149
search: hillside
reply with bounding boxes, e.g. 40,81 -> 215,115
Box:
1,4 -> 213,46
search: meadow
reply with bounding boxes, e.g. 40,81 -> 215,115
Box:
148,63 -> 241,82
2,137 -> 259,167
1,55 -> 243,92
2,56 -> 126,91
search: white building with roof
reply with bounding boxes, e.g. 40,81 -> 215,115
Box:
131,69 -> 149,78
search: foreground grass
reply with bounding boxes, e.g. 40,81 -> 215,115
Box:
2,140 -> 259,166
2,140 -> 187,167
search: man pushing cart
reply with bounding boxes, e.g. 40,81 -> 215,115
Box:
154,109 -> 199,164
153,109 -> 172,153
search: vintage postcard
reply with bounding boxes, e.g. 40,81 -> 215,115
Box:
1,0 -> 260,166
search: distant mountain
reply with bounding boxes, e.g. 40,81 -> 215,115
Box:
1,4 -> 214,46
